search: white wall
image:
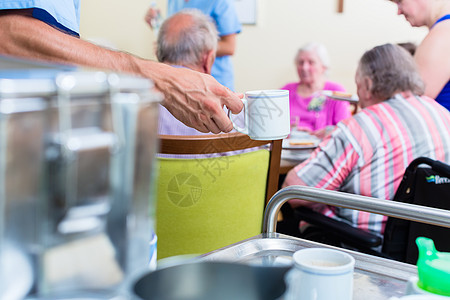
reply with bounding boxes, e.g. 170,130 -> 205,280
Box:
80,0 -> 427,94
80,0 -> 157,59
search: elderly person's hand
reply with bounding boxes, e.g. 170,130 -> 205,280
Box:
148,65 -> 243,133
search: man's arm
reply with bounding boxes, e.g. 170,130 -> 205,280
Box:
216,33 -> 236,57
282,129 -> 357,208
0,11 -> 243,133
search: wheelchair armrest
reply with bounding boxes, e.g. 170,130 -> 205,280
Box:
294,207 -> 382,248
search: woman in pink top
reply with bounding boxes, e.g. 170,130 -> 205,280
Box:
281,42 -> 351,138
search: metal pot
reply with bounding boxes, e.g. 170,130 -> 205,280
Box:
133,261 -> 291,300
0,58 -> 161,299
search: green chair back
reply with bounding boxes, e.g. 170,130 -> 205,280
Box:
154,133 -> 282,260
156,150 -> 269,259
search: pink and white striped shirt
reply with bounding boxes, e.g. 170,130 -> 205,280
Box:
284,94 -> 450,235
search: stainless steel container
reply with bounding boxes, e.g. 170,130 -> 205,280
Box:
0,67 -> 161,299
133,262 -> 290,300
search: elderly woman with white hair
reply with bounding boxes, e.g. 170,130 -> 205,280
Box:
281,42 -> 351,138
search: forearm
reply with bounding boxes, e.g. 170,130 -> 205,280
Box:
0,12 -> 243,133
0,13 -> 146,74
216,34 -> 236,57
0,13 -> 179,104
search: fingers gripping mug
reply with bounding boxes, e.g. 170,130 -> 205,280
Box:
228,90 -> 290,140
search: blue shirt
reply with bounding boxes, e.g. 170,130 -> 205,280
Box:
168,0 -> 242,91
0,0 -> 80,36
436,82 -> 450,111
432,14 -> 450,111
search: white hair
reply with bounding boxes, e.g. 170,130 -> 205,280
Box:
295,42 -> 331,75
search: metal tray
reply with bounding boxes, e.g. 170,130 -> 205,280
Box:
200,234 -> 417,300
202,185 -> 450,299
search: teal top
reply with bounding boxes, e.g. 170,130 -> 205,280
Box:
0,0 -> 80,36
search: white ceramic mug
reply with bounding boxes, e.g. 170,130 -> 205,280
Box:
229,90 -> 290,140
284,248 -> 355,300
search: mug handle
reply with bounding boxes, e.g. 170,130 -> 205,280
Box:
228,97 -> 249,135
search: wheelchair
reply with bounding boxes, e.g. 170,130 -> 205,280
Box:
277,157 -> 450,264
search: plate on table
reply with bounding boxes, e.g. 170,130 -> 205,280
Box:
322,90 -> 359,103
281,148 -> 313,163
282,138 -> 319,150
284,130 -> 320,150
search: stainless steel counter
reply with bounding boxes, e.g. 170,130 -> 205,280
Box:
200,233 -> 417,300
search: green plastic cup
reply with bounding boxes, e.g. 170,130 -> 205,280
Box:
416,237 -> 450,296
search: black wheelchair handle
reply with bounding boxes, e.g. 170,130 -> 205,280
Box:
407,157 -> 450,178
432,160 -> 450,178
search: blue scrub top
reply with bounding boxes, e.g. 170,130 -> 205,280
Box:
0,0 -> 80,36
168,0 -> 242,91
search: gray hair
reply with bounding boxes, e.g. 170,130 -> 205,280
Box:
358,43 -> 425,99
295,42 -> 331,71
157,9 -> 218,66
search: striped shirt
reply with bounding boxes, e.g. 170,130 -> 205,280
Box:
284,94 -> 450,235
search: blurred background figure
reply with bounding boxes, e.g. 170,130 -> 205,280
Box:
397,41 -> 417,56
390,0 -> 450,111
281,43 -> 450,237
281,42 -> 351,139
145,0 -> 241,91
156,9 -> 219,135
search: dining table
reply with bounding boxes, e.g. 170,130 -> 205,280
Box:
279,130 -> 319,175
280,150 -> 312,174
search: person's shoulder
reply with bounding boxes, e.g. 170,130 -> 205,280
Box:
281,82 -> 298,90
417,94 -> 450,110
324,81 -> 346,92
418,21 -> 450,56
211,0 -> 241,34
216,0 -> 236,5
214,0 -> 237,10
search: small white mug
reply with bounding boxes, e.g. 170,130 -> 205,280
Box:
229,90 -> 290,140
284,248 -> 355,300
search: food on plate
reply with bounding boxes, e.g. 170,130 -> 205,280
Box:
321,90 -> 358,102
289,140 -> 316,146
331,91 -> 354,98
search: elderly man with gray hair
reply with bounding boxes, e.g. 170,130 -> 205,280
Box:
282,43 -> 450,238
156,9 -> 220,135
156,9 -> 219,135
